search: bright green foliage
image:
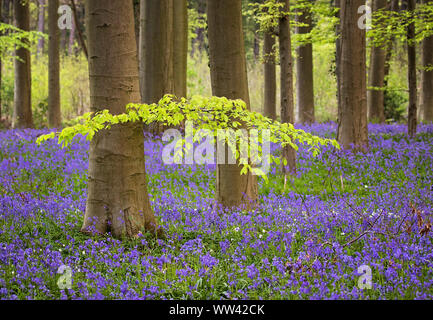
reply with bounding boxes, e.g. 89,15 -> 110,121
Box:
246,0 -> 339,49
368,3 -> 433,48
245,0 -> 287,34
0,22 -> 45,59
36,95 -> 339,178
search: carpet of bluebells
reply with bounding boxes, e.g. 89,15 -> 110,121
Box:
0,123 -> 432,300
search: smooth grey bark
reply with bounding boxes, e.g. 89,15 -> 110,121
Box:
207,0 -> 258,208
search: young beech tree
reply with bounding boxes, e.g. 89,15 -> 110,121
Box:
82,0 -> 161,238
13,0 -> 33,129
337,0 -> 368,150
48,0 -> 61,128
207,0 -> 258,208
38,1 -> 339,240
38,94 -> 339,239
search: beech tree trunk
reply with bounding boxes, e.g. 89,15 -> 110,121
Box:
383,0 -> 399,99
139,0 -> 145,100
337,0 -> 368,151
13,0 -> 33,128
141,0 -> 174,104
421,0 -> 433,123
173,0 -> 188,99
0,0 -> 2,121
279,0 -> 296,173
404,0 -> 417,137
335,0 -> 341,119
367,0 -> 387,123
82,0 -> 160,238
296,1 -> 315,124
263,32 -> 276,120
207,0 -> 258,208
48,0 -> 61,128
37,0 -> 45,55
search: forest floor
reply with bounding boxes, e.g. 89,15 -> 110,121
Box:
0,123 -> 432,299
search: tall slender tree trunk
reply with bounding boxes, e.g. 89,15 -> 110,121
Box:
48,0 -> 61,128
334,0 -> 342,131
0,0 -> 10,122
404,0 -> 417,137
207,0 -> 258,208
141,0 -> 174,104
367,0 -> 387,123
68,15 -> 75,56
279,0 -> 296,173
82,0 -> 160,239
139,0 -> 145,100
13,0 -> 33,128
296,0 -> 315,124
383,0 -> 399,105
263,32 -> 276,120
37,0 -> 45,55
0,0 -> 3,122
421,0 -> 433,123
70,0 -> 88,59
173,0 -> 188,99
337,0 -> 368,150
